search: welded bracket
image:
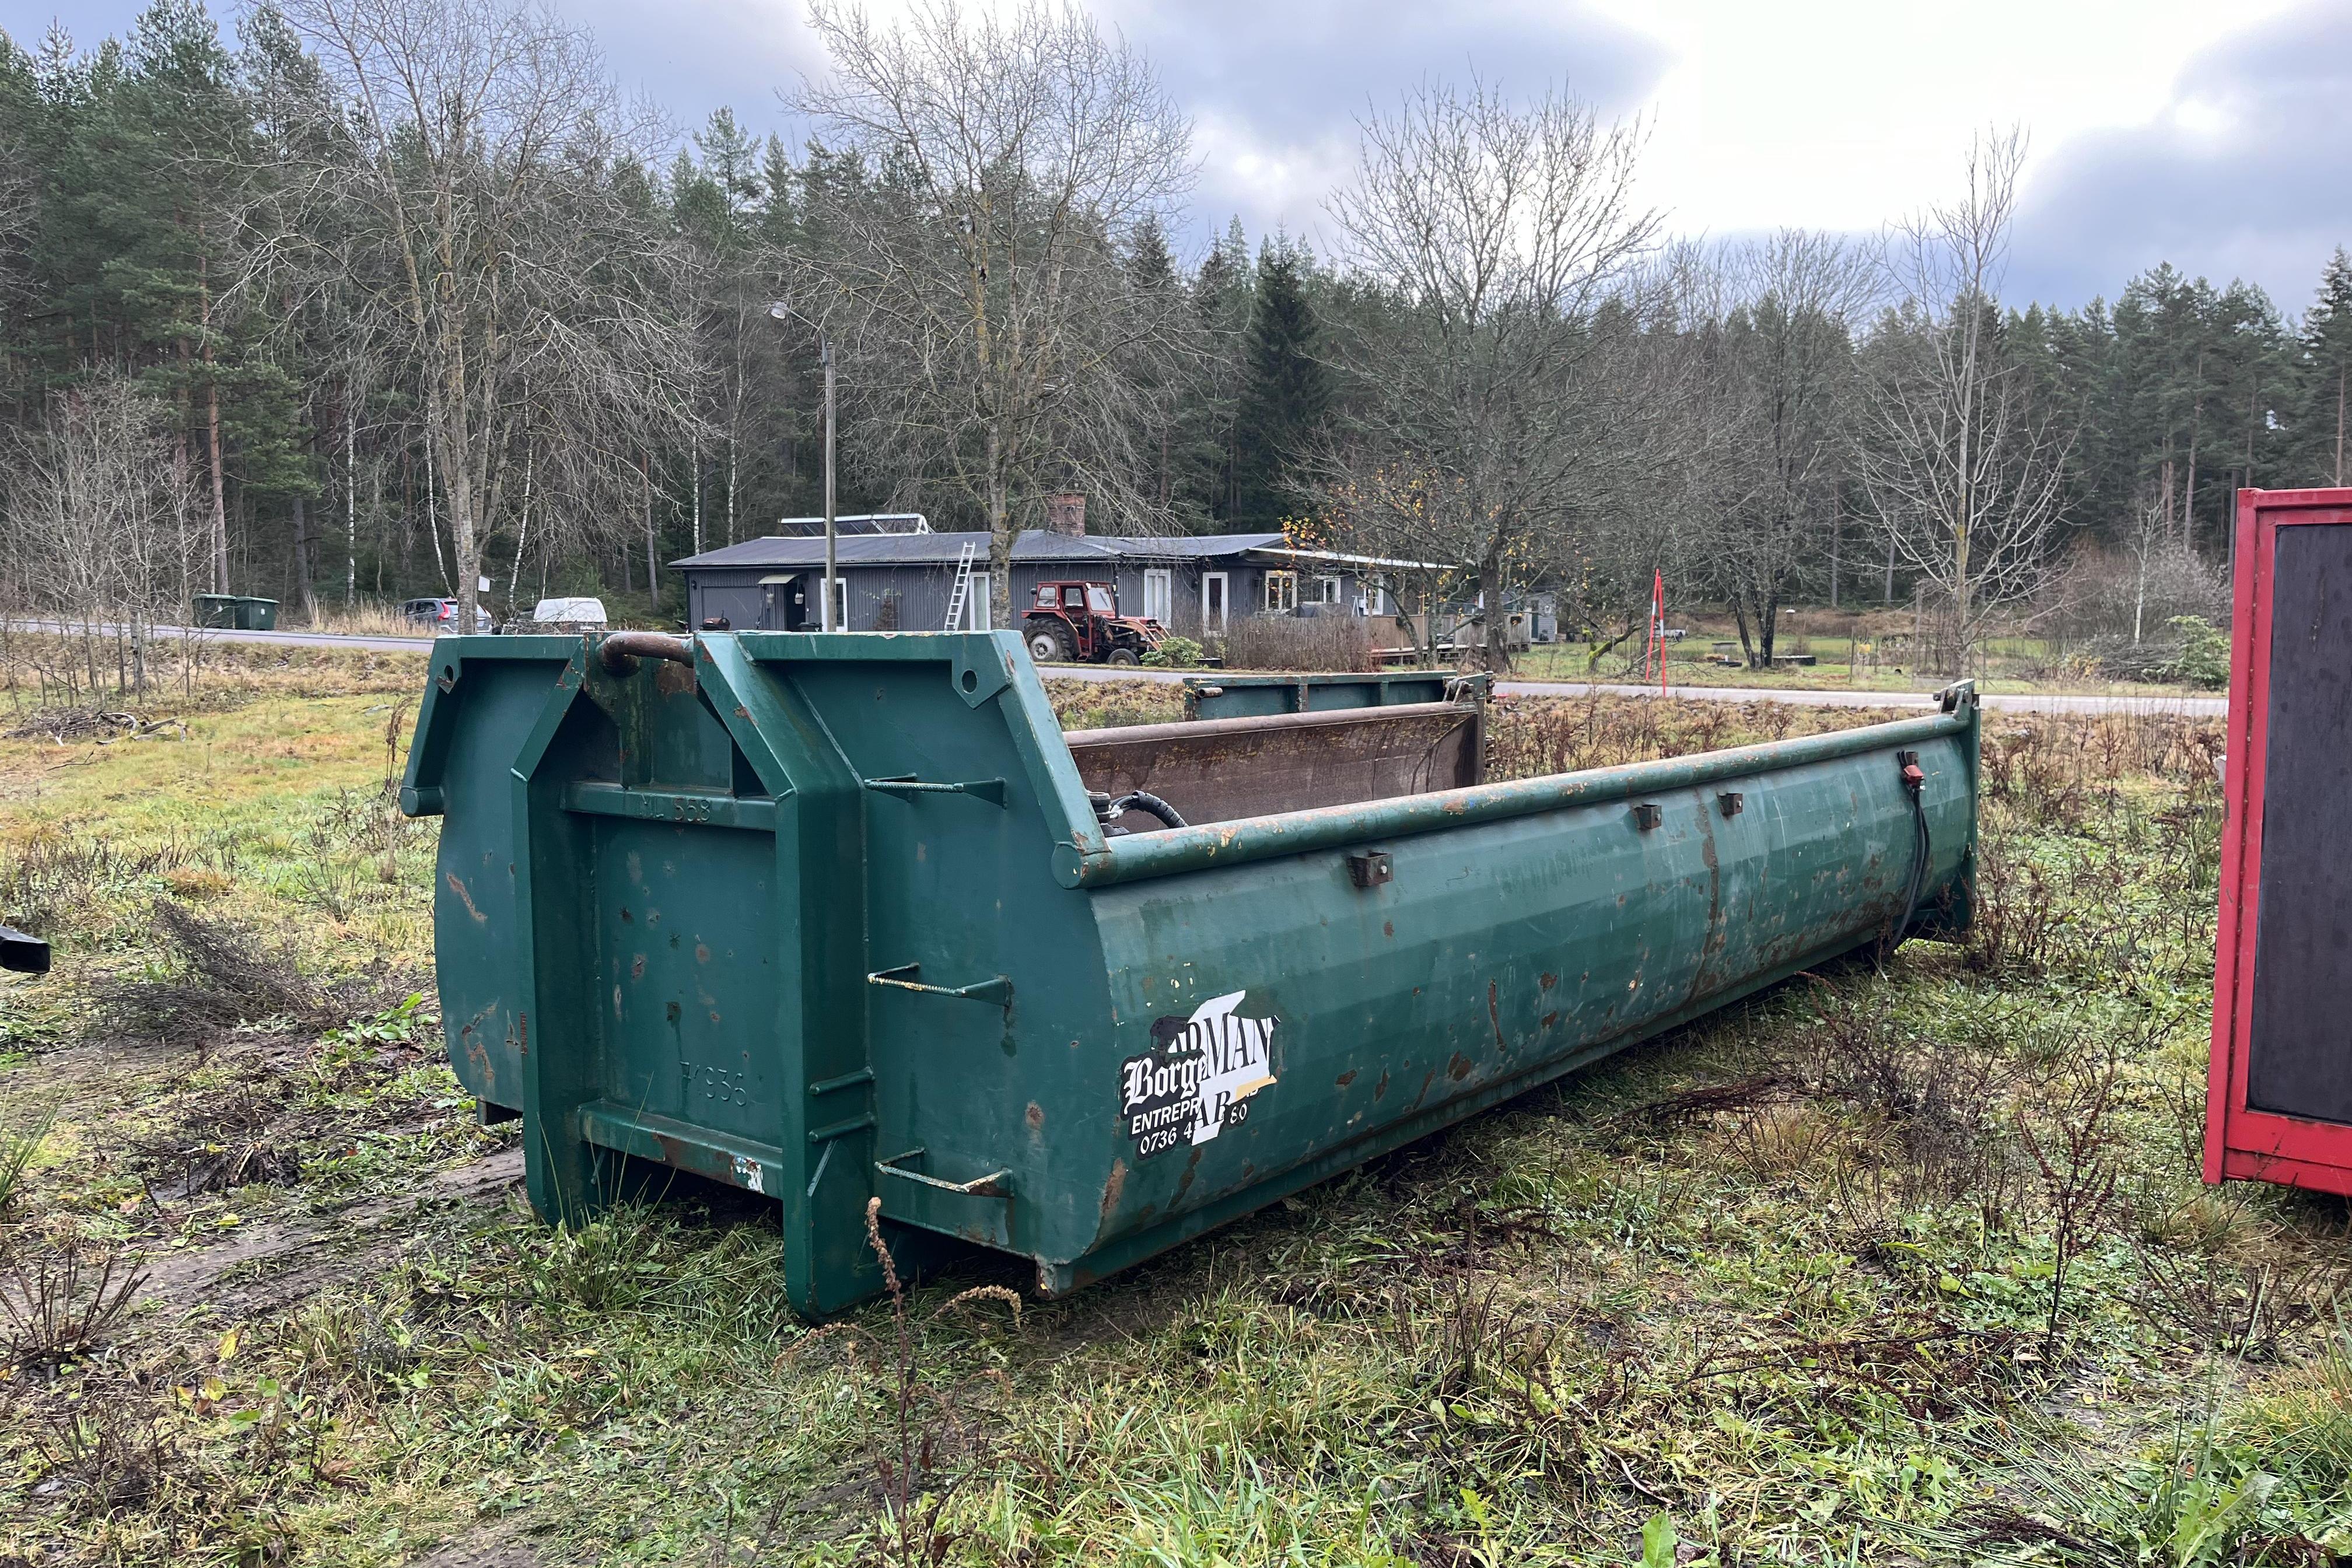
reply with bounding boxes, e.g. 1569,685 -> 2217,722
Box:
863,775 -> 1008,807
874,1150 -> 1016,1249
866,964 -> 1013,1007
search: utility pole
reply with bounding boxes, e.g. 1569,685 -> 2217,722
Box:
822,333 -> 837,632
772,302 -> 839,632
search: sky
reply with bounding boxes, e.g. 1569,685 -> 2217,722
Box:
18,0 -> 2351,313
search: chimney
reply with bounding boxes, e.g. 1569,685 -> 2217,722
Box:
1045,492 -> 1086,537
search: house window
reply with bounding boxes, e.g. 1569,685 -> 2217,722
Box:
1264,570 -> 1298,613
1142,568 -> 1172,623
1366,583 -> 1389,615
1201,572 -> 1228,634
831,576 -> 849,630
1318,575 -> 1342,604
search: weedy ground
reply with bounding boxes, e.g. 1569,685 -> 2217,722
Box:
0,644 -> 2343,1567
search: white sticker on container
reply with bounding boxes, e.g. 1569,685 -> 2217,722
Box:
1119,991 -> 1279,1161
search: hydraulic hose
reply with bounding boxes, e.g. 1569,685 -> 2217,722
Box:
1091,790 -> 1189,835
1878,753 -> 1932,966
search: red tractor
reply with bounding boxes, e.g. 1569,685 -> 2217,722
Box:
1023,580 -> 1168,666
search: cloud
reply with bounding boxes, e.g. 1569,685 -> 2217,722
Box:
2007,1 -> 2352,312
1098,0 -> 1667,255
556,0 -> 1666,258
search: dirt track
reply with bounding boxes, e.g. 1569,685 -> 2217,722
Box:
135,1147 -> 524,1321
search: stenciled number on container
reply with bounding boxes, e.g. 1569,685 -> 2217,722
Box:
1119,991 -> 1279,1160
681,1060 -> 749,1107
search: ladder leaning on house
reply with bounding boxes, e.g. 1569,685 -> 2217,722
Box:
942,539 -> 979,630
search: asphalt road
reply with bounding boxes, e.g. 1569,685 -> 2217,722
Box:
34,621 -> 2227,717
16,618 -> 438,655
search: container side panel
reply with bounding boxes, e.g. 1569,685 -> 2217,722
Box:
433,661 -> 598,1108
2246,523 -> 2352,1125
1061,737 -> 1968,1265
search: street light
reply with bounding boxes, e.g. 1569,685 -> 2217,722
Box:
769,300 -> 837,632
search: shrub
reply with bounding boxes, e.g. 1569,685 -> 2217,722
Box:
1213,614 -> 1377,673
2170,615 -> 2231,688
1140,634 -> 1203,668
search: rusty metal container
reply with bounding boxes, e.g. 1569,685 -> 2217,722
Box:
402,631 -> 1978,1315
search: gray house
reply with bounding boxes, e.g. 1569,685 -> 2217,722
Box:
673,528 -> 1416,635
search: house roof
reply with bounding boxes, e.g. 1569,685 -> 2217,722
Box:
672,530 -> 1293,571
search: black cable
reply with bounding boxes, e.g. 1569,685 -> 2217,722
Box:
1111,790 -> 1187,830
1878,762 -> 1933,967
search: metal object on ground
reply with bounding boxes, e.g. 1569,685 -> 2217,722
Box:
2210,487 -> 2352,1196
403,629 -> 1978,1316
0,923 -> 49,974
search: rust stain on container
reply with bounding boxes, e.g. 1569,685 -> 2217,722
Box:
443,872 -> 488,923
1097,1158 -> 1127,1228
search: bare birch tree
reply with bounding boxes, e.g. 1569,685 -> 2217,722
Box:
1318,78 -> 1662,670
1690,232 -> 1877,666
268,0 -> 699,631
1857,130 -> 2072,677
794,0 -> 1195,625
1,373 -> 202,697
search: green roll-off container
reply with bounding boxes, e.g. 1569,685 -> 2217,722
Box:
192,594 -> 280,630
400,630 -> 1978,1315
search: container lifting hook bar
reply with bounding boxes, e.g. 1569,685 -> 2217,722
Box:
863,775 -> 1009,807
867,964 -> 1013,1007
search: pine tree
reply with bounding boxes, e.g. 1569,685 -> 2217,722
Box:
1166,215 -> 1251,526
1230,234 -> 1329,529
2301,249 -> 2352,487
1122,215 -> 1185,519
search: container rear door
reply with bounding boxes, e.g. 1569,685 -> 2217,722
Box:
592,819 -> 781,1149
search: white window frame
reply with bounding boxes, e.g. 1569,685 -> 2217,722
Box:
1318,575 -> 1342,604
1264,570 -> 1298,613
1200,571 -> 1228,634
1366,583 -> 1389,615
828,576 -> 849,631
950,573 -> 992,631
1142,568 -> 1172,623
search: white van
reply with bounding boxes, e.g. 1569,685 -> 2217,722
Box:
530,597 -> 608,627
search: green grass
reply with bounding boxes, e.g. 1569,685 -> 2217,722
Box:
1,666 -> 2343,1566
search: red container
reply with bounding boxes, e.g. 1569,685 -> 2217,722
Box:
2208,487 -> 2352,1196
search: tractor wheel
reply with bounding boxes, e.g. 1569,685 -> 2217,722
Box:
1026,622 -> 1074,663
1107,646 -> 1140,667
